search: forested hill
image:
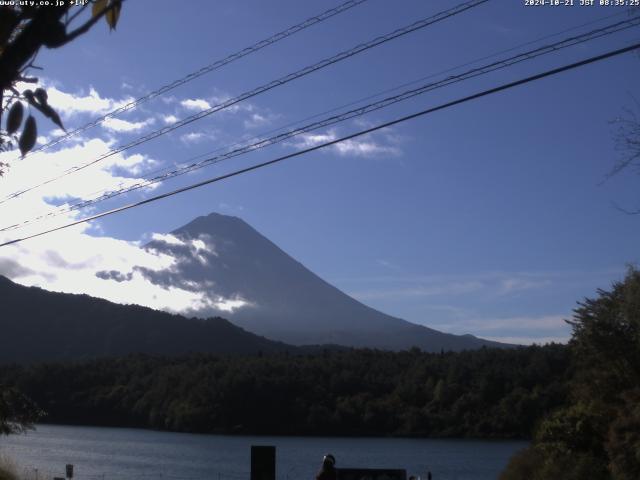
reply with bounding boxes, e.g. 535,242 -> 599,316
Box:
0,276 -> 295,363
0,345 -> 570,438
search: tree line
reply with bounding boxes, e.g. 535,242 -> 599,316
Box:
2,269 -> 638,478
0,344 -> 570,439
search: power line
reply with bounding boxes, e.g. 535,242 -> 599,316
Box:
4,14 -> 638,233
0,0 -> 490,204
88,8 -> 634,200
100,9 -> 639,183
132,9 -> 634,181
2,41 -> 638,249
24,0 -> 370,157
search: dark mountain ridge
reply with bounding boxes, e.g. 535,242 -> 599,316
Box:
0,276 -> 295,364
0,212 -> 512,363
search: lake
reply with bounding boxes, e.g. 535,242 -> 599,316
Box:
0,425 -> 526,480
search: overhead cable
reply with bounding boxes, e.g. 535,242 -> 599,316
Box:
25,0 -> 371,156
0,0 -> 490,204
4,14 -> 638,233
1,41 -> 638,248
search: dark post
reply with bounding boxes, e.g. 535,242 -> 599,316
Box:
250,445 -> 276,480
65,465 -> 74,479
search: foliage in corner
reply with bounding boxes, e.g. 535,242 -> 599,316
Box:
0,0 -> 123,435
0,386 -> 44,436
500,268 -> 640,480
0,0 -> 123,169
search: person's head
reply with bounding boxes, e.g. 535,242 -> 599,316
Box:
322,454 -> 336,470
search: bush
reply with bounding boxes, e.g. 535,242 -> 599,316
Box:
0,456 -> 20,480
499,446 -> 610,480
499,447 -> 543,480
500,268 -> 640,479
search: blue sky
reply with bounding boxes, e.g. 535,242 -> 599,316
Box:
0,0 -> 639,344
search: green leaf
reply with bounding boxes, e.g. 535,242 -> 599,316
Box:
6,101 -> 24,135
92,0 -> 107,18
19,115 -> 37,157
105,0 -> 122,31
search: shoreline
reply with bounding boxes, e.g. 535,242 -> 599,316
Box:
28,422 -> 532,442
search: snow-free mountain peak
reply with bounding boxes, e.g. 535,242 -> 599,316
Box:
143,212 -> 510,351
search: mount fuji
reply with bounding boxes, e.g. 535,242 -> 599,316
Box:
132,212 -> 509,351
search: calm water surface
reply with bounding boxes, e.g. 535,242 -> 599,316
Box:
0,425 -> 527,480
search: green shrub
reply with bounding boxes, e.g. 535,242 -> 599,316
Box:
499,447 -> 543,480
0,456 -> 20,480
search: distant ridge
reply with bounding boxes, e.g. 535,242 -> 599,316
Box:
0,276 -> 296,364
0,212 -> 512,362
142,212 -> 512,352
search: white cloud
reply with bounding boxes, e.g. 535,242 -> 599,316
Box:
244,112 -> 279,129
102,117 -> 156,133
213,296 -> 250,313
293,131 -> 337,148
2,231 -> 214,313
429,314 -> 572,346
290,129 -> 402,158
345,271 -> 558,300
0,85 -> 252,318
44,85 -> 133,117
0,137 -> 155,224
181,132 -> 205,143
432,314 -> 569,333
180,131 -> 216,144
179,95 -> 255,115
497,277 -> 551,295
50,128 -> 66,138
181,98 -> 212,111
163,114 -> 178,124
150,233 -> 186,246
334,138 -> 401,157
150,233 -> 216,262
484,335 -> 569,346
245,113 -> 268,128
209,94 -> 253,114
0,137 -> 211,313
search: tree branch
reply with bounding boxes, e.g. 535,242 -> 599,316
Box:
0,7 -> 69,91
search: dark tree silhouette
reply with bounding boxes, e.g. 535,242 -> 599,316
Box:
500,268 -> 640,480
0,386 -> 43,436
0,0 -> 124,435
0,0 -> 123,170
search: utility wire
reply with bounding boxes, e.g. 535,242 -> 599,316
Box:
0,0 -> 490,204
4,14 -> 638,233
74,7 -> 633,205
24,0 -> 370,157
1,41 -> 638,249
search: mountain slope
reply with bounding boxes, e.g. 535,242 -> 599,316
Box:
0,276 -> 295,364
143,212 -> 509,351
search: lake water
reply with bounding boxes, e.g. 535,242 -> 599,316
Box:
0,425 -> 527,480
